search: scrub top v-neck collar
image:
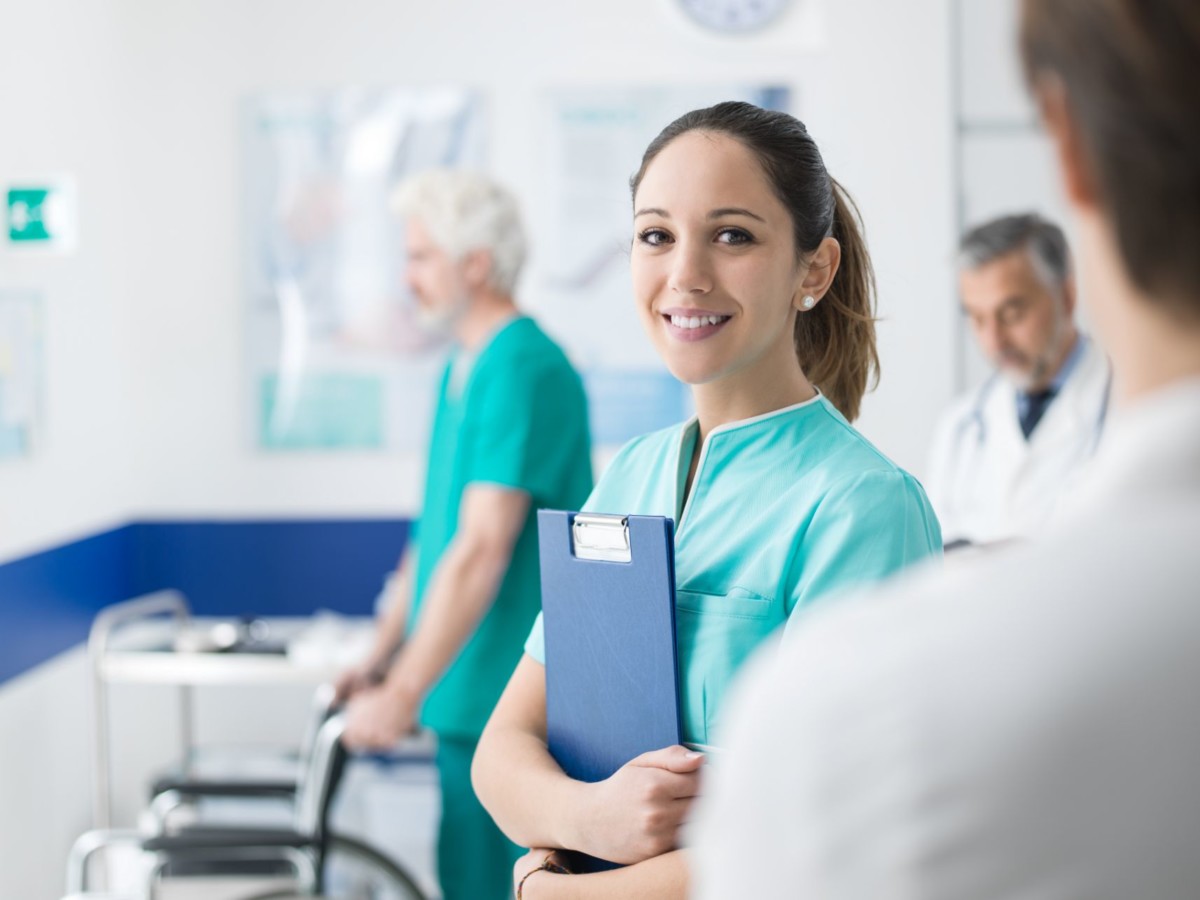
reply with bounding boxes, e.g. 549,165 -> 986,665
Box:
674,392 -> 825,529
447,314 -> 523,399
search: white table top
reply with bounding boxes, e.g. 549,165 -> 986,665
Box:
98,616 -> 374,687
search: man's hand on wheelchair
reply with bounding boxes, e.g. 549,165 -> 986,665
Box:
333,660 -> 382,704
342,679 -> 419,751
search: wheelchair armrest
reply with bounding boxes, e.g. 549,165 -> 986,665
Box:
142,826 -> 312,853
149,776 -> 298,801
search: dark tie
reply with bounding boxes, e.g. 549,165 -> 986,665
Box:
1019,388 -> 1057,439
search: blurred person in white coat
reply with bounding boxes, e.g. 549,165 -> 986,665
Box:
693,0 -> 1200,897
926,213 -> 1110,549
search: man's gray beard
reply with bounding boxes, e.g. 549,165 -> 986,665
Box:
1000,363 -> 1039,392
414,296 -> 468,337
1003,310 -> 1072,391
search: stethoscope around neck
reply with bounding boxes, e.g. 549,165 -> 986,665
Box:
950,368 -> 1113,472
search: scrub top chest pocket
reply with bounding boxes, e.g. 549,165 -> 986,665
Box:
674,583 -> 781,745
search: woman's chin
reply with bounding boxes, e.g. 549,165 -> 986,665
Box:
664,361 -> 725,387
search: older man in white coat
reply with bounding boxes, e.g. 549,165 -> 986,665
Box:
926,214 -> 1110,548
694,0 -> 1200,897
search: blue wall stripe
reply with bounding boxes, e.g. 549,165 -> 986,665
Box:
0,526 -> 139,685
0,519 -> 410,685
130,520 -> 410,618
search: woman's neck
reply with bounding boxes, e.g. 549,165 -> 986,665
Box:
691,341 -> 817,441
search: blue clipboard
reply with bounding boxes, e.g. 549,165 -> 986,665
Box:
538,510 -> 683,871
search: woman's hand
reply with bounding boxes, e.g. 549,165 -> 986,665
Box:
579,745 -> 704,864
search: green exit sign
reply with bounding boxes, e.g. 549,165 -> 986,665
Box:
6,181 -> 76,250
7,188 -> 52,242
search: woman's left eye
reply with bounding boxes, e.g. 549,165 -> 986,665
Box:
716,228 -> 754,245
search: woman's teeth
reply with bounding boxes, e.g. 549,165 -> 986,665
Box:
670,314 -> 728,329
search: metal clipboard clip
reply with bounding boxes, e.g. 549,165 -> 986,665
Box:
571,513 -> 632,563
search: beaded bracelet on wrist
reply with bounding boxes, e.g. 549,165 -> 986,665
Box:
516,853 -> 572,899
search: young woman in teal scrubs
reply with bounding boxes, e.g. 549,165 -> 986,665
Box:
472,101 -> 942,898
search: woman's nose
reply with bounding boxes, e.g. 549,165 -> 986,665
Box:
667,241 -> 713,295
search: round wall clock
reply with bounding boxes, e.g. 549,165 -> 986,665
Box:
678,0 -> 794,33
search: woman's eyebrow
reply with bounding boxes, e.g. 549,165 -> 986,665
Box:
709,207 -> 766,223
633,207 -> 767,222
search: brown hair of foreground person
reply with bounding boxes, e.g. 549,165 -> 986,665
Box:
1020,0 -> 1200,321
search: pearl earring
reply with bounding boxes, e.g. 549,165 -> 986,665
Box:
801,295 -> 816,310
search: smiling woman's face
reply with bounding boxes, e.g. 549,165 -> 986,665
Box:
631,130 -> 808,388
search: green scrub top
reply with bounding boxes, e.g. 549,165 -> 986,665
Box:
412,316 -> 593,739
526,393 -> 942,745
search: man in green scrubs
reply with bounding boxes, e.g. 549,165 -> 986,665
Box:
339,170 -> 593,900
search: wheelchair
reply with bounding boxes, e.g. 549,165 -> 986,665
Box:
67,700 -> 429,900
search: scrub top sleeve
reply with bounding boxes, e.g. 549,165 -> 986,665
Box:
786,470 -> 942,619
523,612 -> 546,664
462,360 -> 576,502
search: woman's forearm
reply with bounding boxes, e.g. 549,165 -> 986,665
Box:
473,718 -> 592,851
475,656 -> 701,864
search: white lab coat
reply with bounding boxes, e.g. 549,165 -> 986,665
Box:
693,378 -> 1200,900
926,337 -> 1110,544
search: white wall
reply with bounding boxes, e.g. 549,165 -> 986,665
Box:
0,9 -> 140,887
0,0 -> 140,562
0,1 -> 964,895
0,650 -> 95,900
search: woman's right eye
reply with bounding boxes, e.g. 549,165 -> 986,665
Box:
637,228 -> 672,246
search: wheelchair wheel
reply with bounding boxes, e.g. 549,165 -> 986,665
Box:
322,833 -> 428,900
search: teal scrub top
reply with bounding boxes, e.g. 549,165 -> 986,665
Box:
412,316 -> 593,739
526,393 -> 942,745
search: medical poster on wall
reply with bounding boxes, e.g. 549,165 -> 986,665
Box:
0,292 -> 43,459
533,85 -> 792,445
244,87 -> 485,452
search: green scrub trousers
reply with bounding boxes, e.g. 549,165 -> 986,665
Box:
435,735 -> 523,900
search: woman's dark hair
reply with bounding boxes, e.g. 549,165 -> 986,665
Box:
1020,0 -> 1200,320
630,101 -> 879,422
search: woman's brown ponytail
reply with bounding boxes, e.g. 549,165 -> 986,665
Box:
793,179 -> 879,422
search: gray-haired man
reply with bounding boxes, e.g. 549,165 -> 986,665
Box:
337,169 -> 593,900
926,213 -> 1111,548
